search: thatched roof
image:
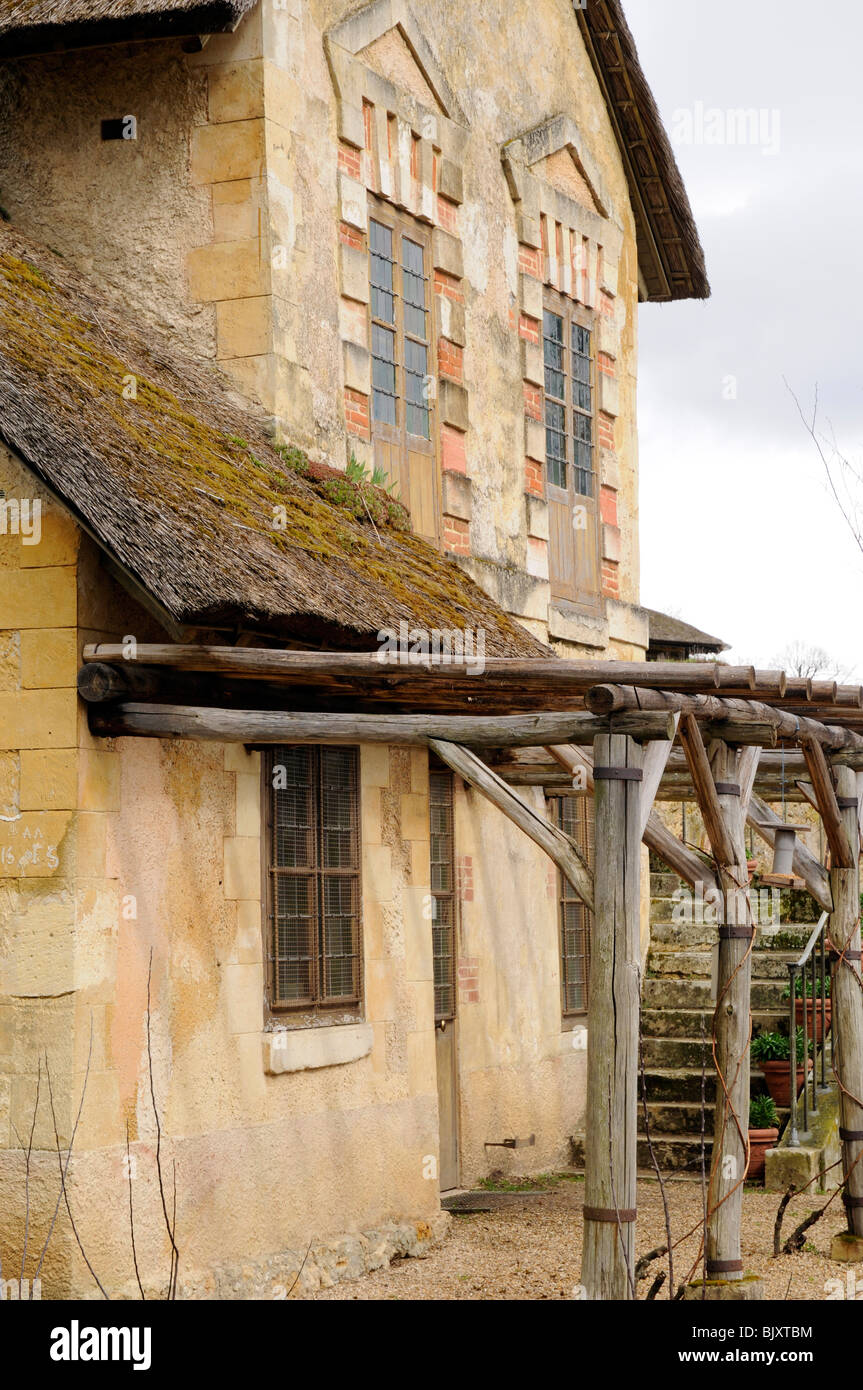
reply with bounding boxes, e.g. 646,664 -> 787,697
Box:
646,608 -> 727,657
0,0 -> 256,56
0,225 -> 544,656
576,0 -> 709,302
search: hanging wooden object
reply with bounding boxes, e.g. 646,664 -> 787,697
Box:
754,820 -> 809,885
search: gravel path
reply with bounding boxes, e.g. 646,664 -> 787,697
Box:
310,1175 -> 846,1300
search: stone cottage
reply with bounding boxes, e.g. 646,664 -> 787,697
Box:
0,0 -> 706,1296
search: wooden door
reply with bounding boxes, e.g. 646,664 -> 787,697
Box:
435,1024 -> 459,1191
543,300 -> 601,613
369,202 -> 440,545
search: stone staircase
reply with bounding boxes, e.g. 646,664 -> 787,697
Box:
638,871 -> 813,1171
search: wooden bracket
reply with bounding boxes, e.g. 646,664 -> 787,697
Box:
545,737 -> 719,896
801,735 -> 855,869
430,739 -> 594,910
679,713 -> 736,868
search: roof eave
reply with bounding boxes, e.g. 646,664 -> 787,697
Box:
0,2 -> 245,58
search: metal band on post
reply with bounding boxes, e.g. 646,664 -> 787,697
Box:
842,1194 -> 863,1209
582,1206 -> 637,1223
718,926 -> 755,940
714,783 -> 741,797
839,1128 -> 863,1142
837,797 -> 859,810
592,767 -> 643,782
705,1259 -> 744,1275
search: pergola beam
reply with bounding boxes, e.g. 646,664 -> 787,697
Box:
428,739 -> 594,911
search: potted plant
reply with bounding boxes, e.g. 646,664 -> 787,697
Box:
782,974 -> 831,1043
751,1027 -> 812,1108
748,1095 -> 780,1181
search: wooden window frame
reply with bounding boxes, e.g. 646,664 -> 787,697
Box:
542,287 -> 603,618
262,745 -> 364,1028
548,793 -> 593,1022
429,766 -> 457,1024
368,193 -> 442,545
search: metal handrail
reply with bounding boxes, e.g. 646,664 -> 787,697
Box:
787,910 -> 832,1148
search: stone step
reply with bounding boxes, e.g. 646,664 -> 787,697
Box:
647,946 -> 802,981
649,921 -> 816,952
650,872 -> 683,897
643,1101 -> 722,1136
641,1006 -> 786,1040
570,1134 -> 715,1171
643,1069 -> 718,1103
636,1136 -> 713,1172
641,977 -> 789,1011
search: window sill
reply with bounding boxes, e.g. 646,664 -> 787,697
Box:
262,1022 -> 373,1076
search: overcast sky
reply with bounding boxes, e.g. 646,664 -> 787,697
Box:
625,0 -> 863,677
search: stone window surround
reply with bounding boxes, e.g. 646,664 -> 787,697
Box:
502,117 -> 625,607
326,8 -> 473,555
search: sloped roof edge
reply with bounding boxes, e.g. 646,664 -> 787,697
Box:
575,0 -> 709,302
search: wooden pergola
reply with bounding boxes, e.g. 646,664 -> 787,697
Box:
79,646 -> 863,1299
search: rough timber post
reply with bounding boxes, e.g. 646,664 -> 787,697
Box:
830,765 -> 863,1252
581,733 -> 642,1300
705,742 -> 754,1285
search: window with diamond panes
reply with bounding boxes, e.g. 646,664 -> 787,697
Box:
368,199 -> 439,544
429,769 -> 456,1022
542,294 -> 601,612
266,746 -> 361,1012
549,794 -> 593,1016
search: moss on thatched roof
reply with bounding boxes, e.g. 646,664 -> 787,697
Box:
0,0 -> 255,55
0,226 -> 543,656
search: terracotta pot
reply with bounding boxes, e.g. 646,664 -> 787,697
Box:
748,1127 -> 779,1182
760,1060 -> 807,1109
795,998 -> 831,1044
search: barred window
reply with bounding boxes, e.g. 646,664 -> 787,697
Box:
429,769 -> 456,1022
265,746 -> 362,1013
549,794 -> 593,1017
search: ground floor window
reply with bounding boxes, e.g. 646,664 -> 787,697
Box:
429,768 -> 456,1022
548,794 -> 593,1017
265,745 -> 361,1013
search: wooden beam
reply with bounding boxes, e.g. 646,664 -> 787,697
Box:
585,684 -> 863,754
581,733 -> 642,1300
706,743 -> 754,1284
639,716 -> 680,836
679,713 -> 736,867
747,794 -> 832,913
428,740 -> 594,911
737,745 -> 762,817
81,644 -> 800,696
801,736 -> 856,869
829,766 -> 863,1240
87,703 -> 680,746
544,743 -> 720,895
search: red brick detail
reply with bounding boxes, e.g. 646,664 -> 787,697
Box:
525,459 -> 544,497
601,561 -> 620,598
597,351 -> 616,377
456,857 -> 474,902
599,290 -> 615,317
434,269 -> 464,303
458,954 -> 479,1003
438,337 -> 464,383
508,304 -> 517,332
443,516 -> 471,556
339,221 -> 365,250
363,101 -> 373,152
338,141 -> 362,179
518,244 -> 542,278
599,485 -> 618,526
519,313 -> 540,344
442,423 -> 467,475
598,412 -> 615,450
437,195 -> 458,233
523,382 -> 542,421
344,387 -> 370,440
